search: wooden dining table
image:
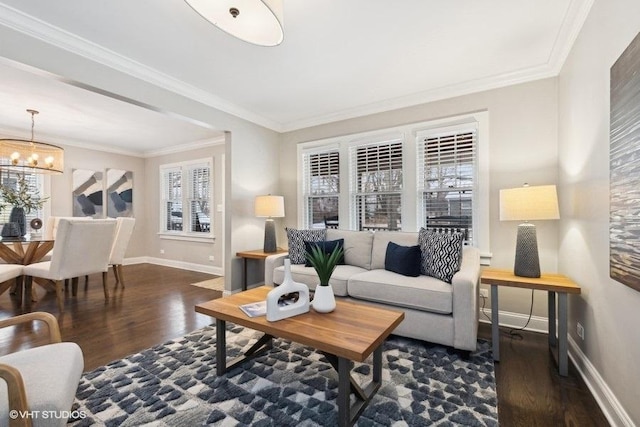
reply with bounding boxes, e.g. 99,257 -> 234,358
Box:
0,236 -> 55,304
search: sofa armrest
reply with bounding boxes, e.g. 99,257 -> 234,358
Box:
451,246 -> 481,351
265,252 -> 289,285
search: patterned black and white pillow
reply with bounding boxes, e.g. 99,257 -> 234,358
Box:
286,228 -> 326,264
418,228 -> 463,283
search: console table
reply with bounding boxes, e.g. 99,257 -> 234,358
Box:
480,268 -> 581,376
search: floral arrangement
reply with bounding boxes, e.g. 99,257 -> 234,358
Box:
0,175 -> 48,214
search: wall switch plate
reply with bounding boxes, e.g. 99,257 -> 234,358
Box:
160,249 -> 165,254
208,255 -> 214,261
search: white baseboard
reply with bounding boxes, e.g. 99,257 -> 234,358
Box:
568,337 -> 634,427
480,304 -> 631,427
124,256 -> 224,276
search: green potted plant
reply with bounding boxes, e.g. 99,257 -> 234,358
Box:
305,243 -> 344,313
0,176 -> 48,237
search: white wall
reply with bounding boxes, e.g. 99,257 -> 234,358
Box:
282,78 -> 559,318
558,0 -> 640,424
49,144 -> 146,257
145,143 -> 225,272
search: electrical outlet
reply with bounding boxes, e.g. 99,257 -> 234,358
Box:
160,249 -> 165,254
479,289 -> 489,298
577,322 -> 585,340
208,255 -> 214,261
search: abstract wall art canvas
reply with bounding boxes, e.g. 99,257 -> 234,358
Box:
73,169 -> 104,218
610,32 -> 640,292
106,169 -> 133,218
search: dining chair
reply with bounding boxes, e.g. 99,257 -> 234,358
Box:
23,219 -> 116,312
0,312 -> 83,427
109,217 -> 135,288
0,264 -> 24,300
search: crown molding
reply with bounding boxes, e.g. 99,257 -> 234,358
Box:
281,64 -> 559,132
281,0 -> 593,132
143,135 -> 226,158
0,3 -> 283,132
0,1 -> 593,135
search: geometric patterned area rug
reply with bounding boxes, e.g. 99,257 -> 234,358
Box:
189,276 -> 225,292
71,324 -> 498,426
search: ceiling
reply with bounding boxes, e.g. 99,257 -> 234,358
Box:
0,0 -> 592,154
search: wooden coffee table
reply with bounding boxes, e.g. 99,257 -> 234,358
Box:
196,286 -> 404,426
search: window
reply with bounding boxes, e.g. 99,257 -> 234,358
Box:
160,159 -> 212,238
0,171 -> 44,230
296,112 -> 489,261
350,138 -> 403,231
417,127 -> 476,242
302,149 -> 339,228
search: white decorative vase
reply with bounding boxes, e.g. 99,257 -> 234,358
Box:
266,259 -> 310,321
312,284 -> 336,313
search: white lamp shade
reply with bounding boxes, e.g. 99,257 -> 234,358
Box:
500,185 -> 559,221
255,195 -> 285,218
185,0 -> 284,46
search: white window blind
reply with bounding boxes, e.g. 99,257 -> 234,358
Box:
161,167 -> 182,232
302,150 -> 340,228
189,165 -> 211,233
418,129 -> 475,242
350,139 -> 403,231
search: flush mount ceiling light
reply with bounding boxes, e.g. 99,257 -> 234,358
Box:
185,0 -> 284,47
0,109 -> 64,174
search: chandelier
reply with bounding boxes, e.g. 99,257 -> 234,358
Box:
0,109 -> 64,174
185,0 -> 284,47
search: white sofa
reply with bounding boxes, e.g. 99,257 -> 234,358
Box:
265,229 -> 481,351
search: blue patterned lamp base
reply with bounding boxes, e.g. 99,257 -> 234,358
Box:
514,223 -> 541,278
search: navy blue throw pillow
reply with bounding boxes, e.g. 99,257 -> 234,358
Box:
304,239 -> 345,267
384,242 -> 421,277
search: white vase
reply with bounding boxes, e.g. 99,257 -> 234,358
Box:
266,259 -> 310,321
312,284 -> 336,313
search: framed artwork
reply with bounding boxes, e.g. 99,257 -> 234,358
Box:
72,169 -> 103,218
106,169 -> 133,218
610,32 -> 640,292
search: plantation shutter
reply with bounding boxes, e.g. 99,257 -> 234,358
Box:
302,149 -> 340,228
418,128 -> 476,242
189,165 -> 211,233
162,167 -> 182,231
350,138 -> 403,231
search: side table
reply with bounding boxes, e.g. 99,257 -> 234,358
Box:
480,267 -> 581,376
236,248 -> 288,291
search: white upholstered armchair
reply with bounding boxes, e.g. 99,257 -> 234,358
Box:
0,312 -> 83,427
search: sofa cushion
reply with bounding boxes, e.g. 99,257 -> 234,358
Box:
326,229 -> 374,270
286,228 -> 326,264
348,269 -> 453,314
418,228 -> 463,283
371,231 -> 419,270
304,239 -> 345,267
273,264 -> 367,296
384,242 -> 421,277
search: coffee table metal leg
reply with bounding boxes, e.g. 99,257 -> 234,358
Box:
216,319 -> 227,376
337,356 -> 350,427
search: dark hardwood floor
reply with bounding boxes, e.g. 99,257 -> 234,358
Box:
0,264 -> 609,426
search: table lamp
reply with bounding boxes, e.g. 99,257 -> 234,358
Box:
255,195 -> 285,253
499,184 -> 559,278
